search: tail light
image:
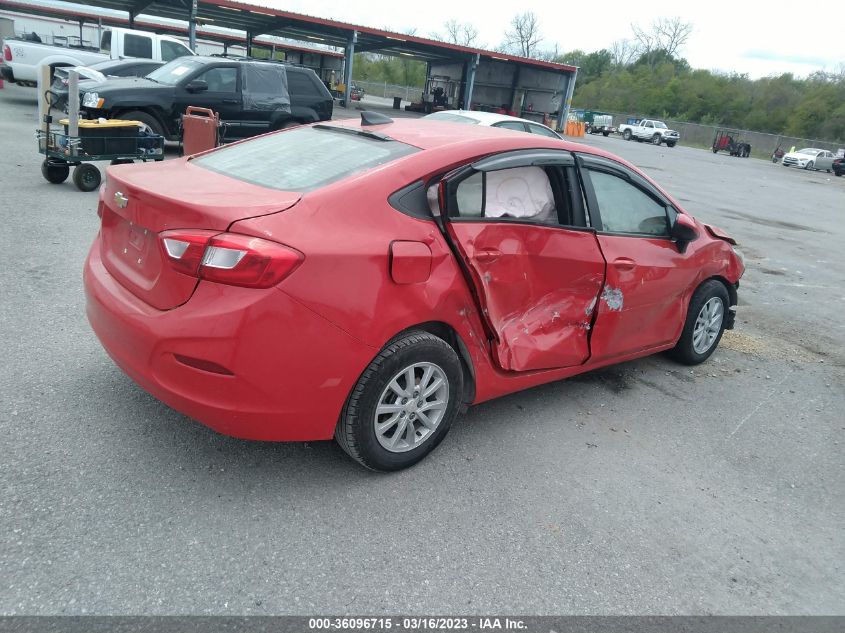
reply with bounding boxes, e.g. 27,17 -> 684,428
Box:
3,45 -> 11,61
159,230 -> 303,289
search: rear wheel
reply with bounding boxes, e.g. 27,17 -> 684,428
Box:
72,163 -> 101,192
41,160 -> 69,184
622,129 -> 632,141
335,331 -> 463,471
668,280 -> 730,365
602,130 -> 609,137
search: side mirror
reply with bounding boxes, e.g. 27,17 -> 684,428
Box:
186,79 -> 208,93
671,214 -> 699,252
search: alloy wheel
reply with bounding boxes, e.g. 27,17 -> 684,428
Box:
374,362 -> 449,453
692,297 -> 724,354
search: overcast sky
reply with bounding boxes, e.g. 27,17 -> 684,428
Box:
257,0 -> 844,78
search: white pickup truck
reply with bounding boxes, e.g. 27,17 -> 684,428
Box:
1,27 -> 193,85
617,118 -> 680,147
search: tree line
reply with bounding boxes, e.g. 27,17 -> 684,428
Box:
350,14 -> 845,142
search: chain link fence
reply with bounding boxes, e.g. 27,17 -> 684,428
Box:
351,80 -> 422,102
604,111 -> 845,160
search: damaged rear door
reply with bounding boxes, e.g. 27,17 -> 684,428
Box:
440,150 -> 606,372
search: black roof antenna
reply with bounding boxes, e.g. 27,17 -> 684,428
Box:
360,111 -> 393,126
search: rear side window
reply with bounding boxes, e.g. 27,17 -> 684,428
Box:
124,34 -> 153,59
494,121 -> 527,132
287,72 -> 323,97
161,39 -> 191,62
101,31 -> 111,53
193,126 -> 418,191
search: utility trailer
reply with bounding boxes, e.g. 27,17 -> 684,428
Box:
712,129 -> 751,157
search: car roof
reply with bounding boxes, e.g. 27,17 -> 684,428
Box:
89,58 -> 163,71
327,116 -> 587,153
427,109 -> 550,127
188,56 -> 310,72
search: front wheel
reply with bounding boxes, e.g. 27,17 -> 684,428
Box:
652,133 -> 662,145
602,130 -> 609,137
41,160 -> 69,184
666,141 -> 677,148
805,161 -> 814,170
622,129 -> 632,141
668,280 -> 730,365
118,110 -> 165,138
335,331 -> 464,471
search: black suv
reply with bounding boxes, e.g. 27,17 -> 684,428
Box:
79,56 -> 333,140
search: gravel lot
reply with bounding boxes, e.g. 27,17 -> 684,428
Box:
1,82 -> 843,615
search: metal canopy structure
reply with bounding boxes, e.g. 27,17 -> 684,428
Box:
1,0 -> 579,125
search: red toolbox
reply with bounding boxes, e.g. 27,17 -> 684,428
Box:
181,106 -> 219,155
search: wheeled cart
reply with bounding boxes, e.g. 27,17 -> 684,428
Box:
36,119 -> 164,192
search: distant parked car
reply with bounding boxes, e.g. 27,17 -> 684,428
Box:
49,58 -> 166,110
78,56 -> 334,140
782,148 -> 836,171
423,110 -> 562,138
350,83 -> 364,100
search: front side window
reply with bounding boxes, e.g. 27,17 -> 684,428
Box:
195,67 -> 238,93
453,166 -> 559,225
527,123 -> 560,138
124,34 -> 153,59
588,170 -> 669,236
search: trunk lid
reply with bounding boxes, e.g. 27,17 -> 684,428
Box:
99,159 -> 301,310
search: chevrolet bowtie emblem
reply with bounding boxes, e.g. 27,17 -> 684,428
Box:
114,192 -> 129,208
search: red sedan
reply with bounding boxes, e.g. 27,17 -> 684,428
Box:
84,113 -> 745,471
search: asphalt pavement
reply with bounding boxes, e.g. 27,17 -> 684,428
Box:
1,82 -> 843,615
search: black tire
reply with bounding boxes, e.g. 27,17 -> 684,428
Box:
602,130 -> 609,137
805,161 -> 814,170
72,163 -> 102,192
41,160 -> 69,184
667,141 -> 677,148
652,133 -> 662,145
622,129 -> 632,141
668,280 -> 730,365
585,124 -> 592,134
335,330 -> 464,471
118,110 -> 165,138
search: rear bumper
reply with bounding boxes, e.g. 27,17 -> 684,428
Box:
84,237 -> 375,441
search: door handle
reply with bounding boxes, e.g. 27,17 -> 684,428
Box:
474,248 -> 501,263
611,257 -> 636,271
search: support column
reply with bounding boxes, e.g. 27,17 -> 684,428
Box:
128,13 -> 134,29
188,0 -> 197,52
464,53 -> 479,110
246,31 -> 254,57
78,19 -> 84,46
557,68 -> 577,132
343,31 -> 357,107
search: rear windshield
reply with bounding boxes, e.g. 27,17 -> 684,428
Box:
192,126 -> 419,192
425,113 -> 479,125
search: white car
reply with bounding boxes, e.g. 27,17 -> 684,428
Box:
782,148 -> 836,171
422,110 -> 562,138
